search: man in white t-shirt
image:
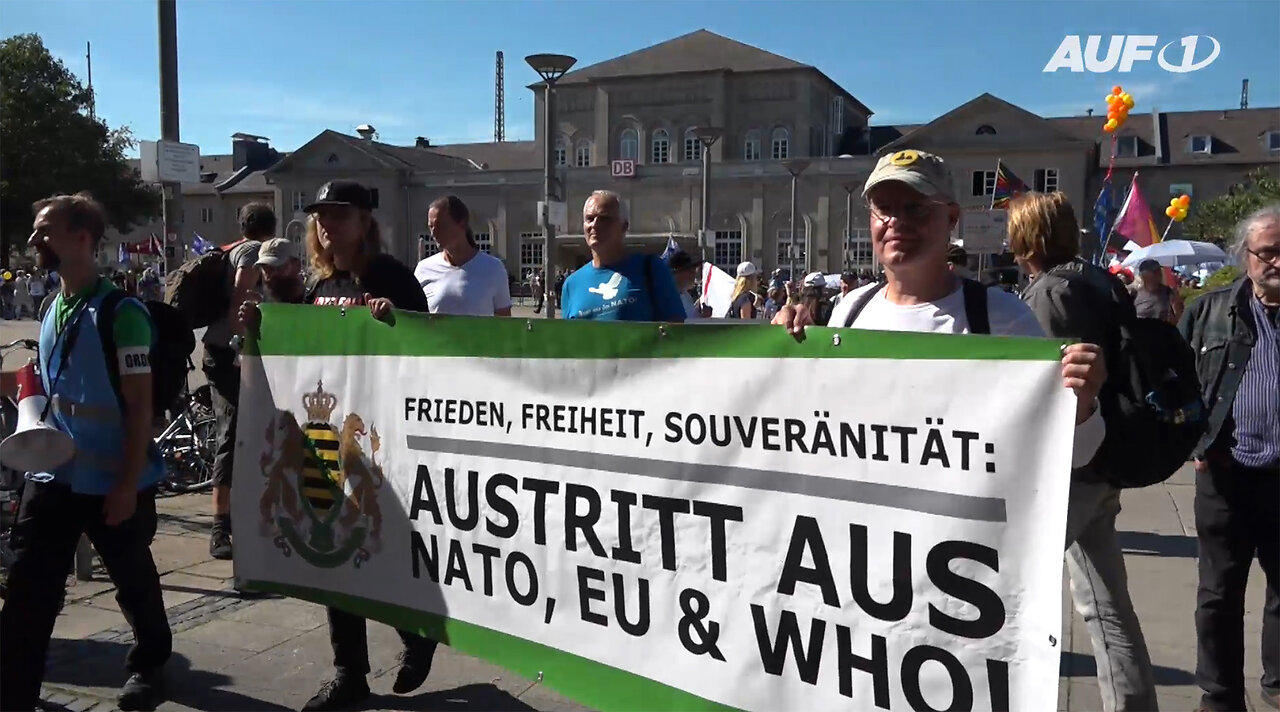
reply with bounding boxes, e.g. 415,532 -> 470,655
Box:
415,195 -> 512,317
774,148 -> 1107,468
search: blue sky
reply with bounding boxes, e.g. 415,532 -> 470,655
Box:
3,0 -> 1277,156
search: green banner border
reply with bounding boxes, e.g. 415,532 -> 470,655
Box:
244,579 -> 738,712
248,304 -> 1065,361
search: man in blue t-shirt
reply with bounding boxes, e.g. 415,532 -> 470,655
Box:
561,190 -> 686,322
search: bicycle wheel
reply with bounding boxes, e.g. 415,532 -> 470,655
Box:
162,412 -> 218,493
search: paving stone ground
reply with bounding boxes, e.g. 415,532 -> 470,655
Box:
2,317 -> 1271,711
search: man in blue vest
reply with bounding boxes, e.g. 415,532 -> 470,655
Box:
0,193 -> 171,712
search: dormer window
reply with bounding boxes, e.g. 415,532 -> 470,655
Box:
975,125 -> 997,136
1189,135 -> 1212,154
1267,131 -> 1280,152
1117,135 -> 1139,157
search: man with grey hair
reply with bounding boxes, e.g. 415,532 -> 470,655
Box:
1179,203 -> 1280,712
559,190 -> 685,322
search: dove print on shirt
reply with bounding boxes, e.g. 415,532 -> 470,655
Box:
559,253 -> 687,322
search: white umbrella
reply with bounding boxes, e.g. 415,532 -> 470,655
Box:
1121,240 -> 1228,268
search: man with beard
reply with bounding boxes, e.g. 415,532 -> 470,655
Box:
255,238 -> 305,304
1179,204 -> 1280,712
0,193 -> 171,712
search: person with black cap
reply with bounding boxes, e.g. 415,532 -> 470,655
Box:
666,250 -> 705,319
1133,258 -> 1183,324
243,180 -> 435,711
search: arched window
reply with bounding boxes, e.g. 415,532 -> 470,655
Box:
976,124 -> 997,135
770,127 -> 790,160
575,142 -> 592,168
684,128 -> 701,162
651,129 -> 671,164
554,137 -> 568,167
743,130 -> 761,161
620,128 -> 638,160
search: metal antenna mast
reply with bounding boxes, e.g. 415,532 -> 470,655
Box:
1241,78 -> 1249,109
495,51 -> 505,142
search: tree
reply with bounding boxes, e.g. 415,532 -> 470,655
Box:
1183,167 -> 1280,244
0,33 -> 160,267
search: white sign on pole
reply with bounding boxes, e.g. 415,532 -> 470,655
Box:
538,201 -> 569,232
962,210 -> 1008,253
139,140 -> 201,184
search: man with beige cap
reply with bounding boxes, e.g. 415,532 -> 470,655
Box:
773,150 -> 1154,711
255,237 -> 305,304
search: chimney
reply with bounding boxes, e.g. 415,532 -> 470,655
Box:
1086,108 -> 1094,117
415,136 -> 431,148
355,124 -> 377,140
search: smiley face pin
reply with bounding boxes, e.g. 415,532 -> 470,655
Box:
890,150 -> 920,166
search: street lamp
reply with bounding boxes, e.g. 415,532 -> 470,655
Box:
525,53 -> 577,318
841,183 -> 859,271
694,127 -> 722,263
782,159 -> 810,280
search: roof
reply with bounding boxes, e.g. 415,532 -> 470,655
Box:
868,125 -> 920,153
430,140 -> 540,171
1042,107 -> 1280,165
126,154 -> 277,197
549,30 -> 809,86
879,93 -> 1087,154
267,130 -> 480,174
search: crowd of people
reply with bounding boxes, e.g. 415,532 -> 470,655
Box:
0,145 -> 1275,712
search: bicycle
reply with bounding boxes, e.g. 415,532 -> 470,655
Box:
156,359 -> 217,494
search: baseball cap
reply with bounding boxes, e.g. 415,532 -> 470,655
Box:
736,261 -> 759,278
1137,258 -> 1162,273
802,271 -> 826,287
946,243 -> 969,265
303,180 -> 375,213
863,149 -> 955,201
256,238 -> 299,267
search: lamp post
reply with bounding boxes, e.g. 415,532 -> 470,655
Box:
158,0 -> 181,275
525,53 -> 577,318
782,159 -> 810,281
842,183 -> 858,271
694,127 -> 722,263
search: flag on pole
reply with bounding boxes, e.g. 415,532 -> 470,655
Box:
1112,173 -> 1161,248
990,160 -> 1030,209
660,235 -> 679,263
117,242 -> 127,264
1092,176 -> 1114,263
192,233 -> 214,255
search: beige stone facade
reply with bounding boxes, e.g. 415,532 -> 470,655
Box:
106,30 -> 1280,278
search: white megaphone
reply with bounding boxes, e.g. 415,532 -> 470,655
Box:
0,360 -> 75,473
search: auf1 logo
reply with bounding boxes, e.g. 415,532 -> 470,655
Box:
1044,35 -> 1221,73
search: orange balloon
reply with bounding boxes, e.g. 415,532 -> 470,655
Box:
1104,118 -> 1118,131
1166,206 -> 1178,218
1178,195 -> 1191,207
1108,108 -> 1120,120
1112,85 -> 1123,95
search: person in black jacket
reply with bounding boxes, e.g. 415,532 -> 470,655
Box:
1009,191 -> 1156,712
1178,204 -> 1280,712
245,181 -> 434,712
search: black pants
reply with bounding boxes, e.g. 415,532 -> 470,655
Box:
327,607 -> 438,677
203,344 -> 240,489
0,480 -> 172,711
1195,458 -> 1280,711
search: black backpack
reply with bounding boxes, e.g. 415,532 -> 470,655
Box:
163,241 -> 241,328
98,292 -> 195,417
842,278 -> 990,333
1051,269 -> 1206,488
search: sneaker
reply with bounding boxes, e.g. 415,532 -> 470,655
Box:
209,528 -> 232,560
118,671 -> 163,711
391,649 -> 433,695
302,676 -> 370,711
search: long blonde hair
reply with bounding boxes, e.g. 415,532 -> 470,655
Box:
730,275 -> 757,304
306,212 -> 384,280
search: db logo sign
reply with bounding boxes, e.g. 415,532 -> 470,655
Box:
610,159 -> 636,178
1044,35 -> 1220,73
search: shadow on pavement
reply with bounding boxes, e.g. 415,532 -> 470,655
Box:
370,683 -> 537,711
43,638 -> 290,711
1060,651 -> 1195,685
1118,530 -> 1197,558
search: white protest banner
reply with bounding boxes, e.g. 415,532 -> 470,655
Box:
234,306 -> 1075,711
700,263 -> 737,318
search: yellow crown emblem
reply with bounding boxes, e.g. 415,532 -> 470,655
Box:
303,379 -> 338,422
890,150 -> 919,166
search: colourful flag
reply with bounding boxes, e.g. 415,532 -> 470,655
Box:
1092,177 -> 1114,264
990,160 -> 1030,209
660,235 -> 679,263
1113,174 -> 1161,248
